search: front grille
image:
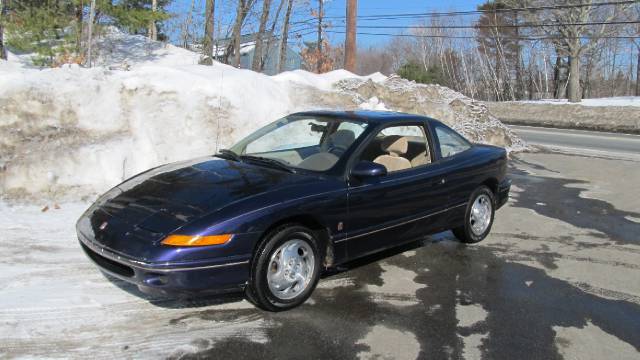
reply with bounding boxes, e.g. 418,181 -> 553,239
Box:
81,243 -> 135,278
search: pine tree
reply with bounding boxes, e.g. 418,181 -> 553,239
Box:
3,0 -> 170,66
4,1 -> 78,66
105,0 -> 170,40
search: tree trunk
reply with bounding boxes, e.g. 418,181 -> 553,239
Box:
278,0 -> 293,73
252,0 -> 271,71
567,53 -> 581,103
636,49 -> 640,96
87,0 -> 97,67
514,12 -> 523,100
0,0 -> 6,60
583,53 -> 594,99
553,56 -> 562,99
229,0 -> 248,67
75,1 -> 83,55
316,0 -> 323,73
149,0 -> 158,41
202,0 -> 215,65
261,0 -> 285,72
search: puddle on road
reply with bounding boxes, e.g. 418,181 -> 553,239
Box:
166,238 -> 640,360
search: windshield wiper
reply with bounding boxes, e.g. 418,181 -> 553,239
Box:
240,155 -> 296,173
216,149 -> 241,162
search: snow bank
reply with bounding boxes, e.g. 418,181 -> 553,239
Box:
515,97 -> 640,107
0,29 -> 523,201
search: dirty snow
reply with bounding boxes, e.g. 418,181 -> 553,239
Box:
516,96 -> 640,107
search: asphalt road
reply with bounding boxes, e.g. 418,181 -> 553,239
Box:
1,150 -> 640,359
509,125 -> 640,158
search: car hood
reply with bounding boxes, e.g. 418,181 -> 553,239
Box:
79,157 -> 322,252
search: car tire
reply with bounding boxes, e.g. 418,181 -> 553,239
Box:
452,186 -> 495,244
246,224 -> 322,312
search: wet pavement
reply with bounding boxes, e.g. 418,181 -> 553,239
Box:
1,151 -> 639,359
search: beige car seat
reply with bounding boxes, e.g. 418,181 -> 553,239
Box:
373,136 -> 412,172
411,149 -> 431,167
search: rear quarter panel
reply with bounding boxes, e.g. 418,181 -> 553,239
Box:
443,145 -> 507,226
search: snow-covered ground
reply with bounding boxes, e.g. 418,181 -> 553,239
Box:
516,96 -> 640,107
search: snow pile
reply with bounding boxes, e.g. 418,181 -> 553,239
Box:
515,97 -> 640,107
0,30 -> 523,201
335,76 -> 526,150
92,27 -> 202,69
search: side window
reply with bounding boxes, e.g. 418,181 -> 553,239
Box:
435,125 -> 471,158
358,124 -> 432,173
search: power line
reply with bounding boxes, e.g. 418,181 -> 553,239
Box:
330,20 -> 640,30
319,0 -> 638,21
324,30 -> 640,41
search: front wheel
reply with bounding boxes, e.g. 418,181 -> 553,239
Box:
452,186 -> 495,243
246,224 -> 322,311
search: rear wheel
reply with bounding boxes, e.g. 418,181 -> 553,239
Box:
453,186 -> 495,243
246,224 -> 321,311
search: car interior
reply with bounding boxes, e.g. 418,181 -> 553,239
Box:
359,135 -> 432,172
296,129 -> 357,171
242,120 -> 434,174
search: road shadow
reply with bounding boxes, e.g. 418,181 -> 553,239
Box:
509,156 -> 640,245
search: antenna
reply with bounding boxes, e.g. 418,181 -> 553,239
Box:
214,69 -> 223,153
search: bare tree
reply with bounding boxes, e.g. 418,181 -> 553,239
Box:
227,0 -> 255,66
278,0 -> 293,73
531,1 -> 629,102
260,0 -> 285,71
202,0 -> 216,65
624,4 -> 640,96
252,0 -> 272,71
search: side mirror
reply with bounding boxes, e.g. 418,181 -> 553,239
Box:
351,161 -> 387,178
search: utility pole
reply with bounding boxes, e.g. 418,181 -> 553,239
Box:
344,0 -> 357,72
87,0 -> 96,67
316,0 -> 323,73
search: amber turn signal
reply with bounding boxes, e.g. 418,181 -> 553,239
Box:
161,234 -> 233,246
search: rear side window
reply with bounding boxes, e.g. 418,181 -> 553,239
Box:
435,125 -> 471,158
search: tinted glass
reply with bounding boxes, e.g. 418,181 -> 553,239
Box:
435,125 -> 471,158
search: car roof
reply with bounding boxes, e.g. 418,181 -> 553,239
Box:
290,110 -> 437,125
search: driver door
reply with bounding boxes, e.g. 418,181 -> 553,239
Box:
346,122 -> 452,259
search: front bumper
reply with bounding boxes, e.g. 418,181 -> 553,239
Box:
78,233 -> 251,297
496,178 -> 511,209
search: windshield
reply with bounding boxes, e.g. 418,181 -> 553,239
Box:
229,115 -> 368,172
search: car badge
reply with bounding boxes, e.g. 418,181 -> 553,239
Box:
99,221 -> 108,231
